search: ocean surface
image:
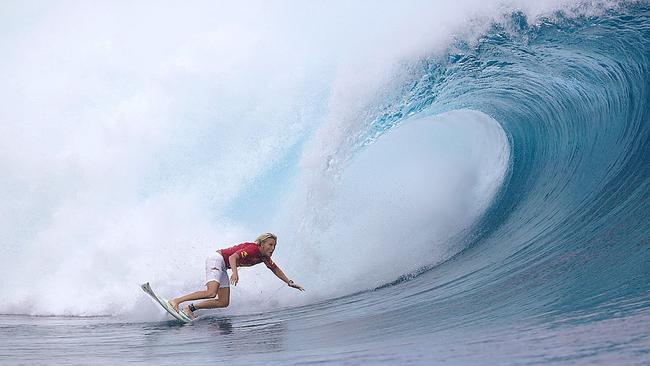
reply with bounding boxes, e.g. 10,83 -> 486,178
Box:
1,1 -> 649,365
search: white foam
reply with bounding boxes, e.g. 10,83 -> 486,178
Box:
263,110 -> 510,308
0,0 -> 593,316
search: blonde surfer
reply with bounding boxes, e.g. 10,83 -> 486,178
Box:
169,233 -> 304,319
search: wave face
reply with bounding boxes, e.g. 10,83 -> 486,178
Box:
342,1 -> 650,334
1,1 -> 650,364
398,2 -> 650,325
267,2 -> 650,363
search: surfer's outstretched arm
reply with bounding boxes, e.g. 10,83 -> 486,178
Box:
271,266 -> 305,291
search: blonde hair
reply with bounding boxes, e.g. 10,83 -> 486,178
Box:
255,232 -> 277,245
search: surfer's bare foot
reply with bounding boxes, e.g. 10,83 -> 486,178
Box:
168,300 -> 180,312
182,305 -> 196,320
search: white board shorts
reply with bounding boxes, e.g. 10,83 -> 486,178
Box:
205,252 -> 230,288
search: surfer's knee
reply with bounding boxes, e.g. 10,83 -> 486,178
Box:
206,289 -> 218,298
206,282 -> 219,298
217,287 -> 230,307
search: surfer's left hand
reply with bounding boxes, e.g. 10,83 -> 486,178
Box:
288,280 -> 305,291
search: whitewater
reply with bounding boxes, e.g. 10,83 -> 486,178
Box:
1,1 -> 649,365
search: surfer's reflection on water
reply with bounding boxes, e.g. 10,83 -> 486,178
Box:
203,316 -> 234,335
226,319 -> 286,353
141,315 -> 287,362
188,316 -> 288,354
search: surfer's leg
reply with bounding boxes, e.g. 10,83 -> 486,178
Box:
170,252 -> 227,312
181,287 -> 230,319
169,281 -> 219,312
193,286 -> 231,310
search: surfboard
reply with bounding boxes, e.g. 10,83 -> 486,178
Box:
140,282 -> 192,323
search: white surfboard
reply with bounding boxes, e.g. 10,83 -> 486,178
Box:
140,282 -> 192,323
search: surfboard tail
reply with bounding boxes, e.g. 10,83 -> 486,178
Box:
140,282 -> 192,323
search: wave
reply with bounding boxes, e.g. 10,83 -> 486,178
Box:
0,1 -> 648,323
356,1 -> 650,324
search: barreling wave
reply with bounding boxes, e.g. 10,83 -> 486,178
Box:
354,2 -> 650,327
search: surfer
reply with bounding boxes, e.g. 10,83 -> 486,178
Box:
168,233 -> 305,319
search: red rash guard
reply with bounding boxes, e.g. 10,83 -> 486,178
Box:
219,242 -> 278,270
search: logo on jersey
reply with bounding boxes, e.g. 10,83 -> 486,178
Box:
240,251 -> 248,258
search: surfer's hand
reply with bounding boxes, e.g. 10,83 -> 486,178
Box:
288,280 -> 305,291
230,273 -> 239,286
